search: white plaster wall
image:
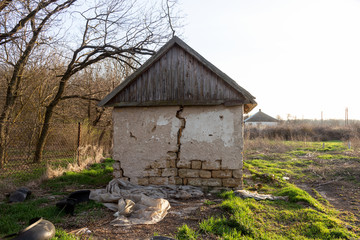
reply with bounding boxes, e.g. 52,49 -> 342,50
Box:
179,105 -> 244,170
113,106 -> 181,183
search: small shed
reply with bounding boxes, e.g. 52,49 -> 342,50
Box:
99,36 -> 257,188
244,109 -> 279,127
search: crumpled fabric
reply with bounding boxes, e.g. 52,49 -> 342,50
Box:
89,179 -> 203,226
234,190 -> 288,201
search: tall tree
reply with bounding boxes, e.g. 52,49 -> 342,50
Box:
33,0 -> 179,162
0,0 -> 77,167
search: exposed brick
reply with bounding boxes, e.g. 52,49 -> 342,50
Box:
202,160 -> 221,170
162,168 -> 178,177
212,170 -> 232,178
232,169 -> 242,179
149,177 -> 168,185
145,168 -> 162,177
201,178 -> 222,187
222,178 -> 241,188
167,151 -> 177,160
187,178 -> 202,186
151,160 -> 167,169
191,160 -> 202,169
166,159 -> 176,168
175,177 -> 183,185
178,169 -> 199,178
137,177 -> 149,185
199,170 -> 211,178
177,160 -> 191,169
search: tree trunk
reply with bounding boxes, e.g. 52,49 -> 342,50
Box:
33,77 -> 68,163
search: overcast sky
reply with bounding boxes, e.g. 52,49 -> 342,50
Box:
179,0 -> 360,120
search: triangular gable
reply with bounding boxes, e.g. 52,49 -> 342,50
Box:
245,110 -> 278,123
99,36 -> 257,113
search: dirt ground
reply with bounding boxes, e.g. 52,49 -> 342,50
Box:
59,152 -> 360,240
57,195 -> 223,240
4,148 -> 360,239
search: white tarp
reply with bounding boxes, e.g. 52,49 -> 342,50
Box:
90,179 -> 203,226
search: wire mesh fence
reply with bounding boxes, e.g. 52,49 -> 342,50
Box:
0,121 -> 112,180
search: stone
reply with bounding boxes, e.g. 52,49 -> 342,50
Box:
149,177 -> 168,185
113,170 -> 123,178
145,168 -> 162,177
151,159 -> 167,169
177,160 -> 191,169
162,168 -> 178,177
202,160 -> 221,170
232,169 -> 242,179
199,170 -> 211,178
166,159 -> 176,168
222,178 -> 241,188
201,178 -> 222,187
212,170 -> 232,178
178,169 -> 199,178
191,160 -> 202,169
137,177 -> 149,185
187,178 -> 202,186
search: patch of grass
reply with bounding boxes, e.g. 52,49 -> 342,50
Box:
0,198 -> 65,236
42,158 -> 114,192
52,229 -> 78,240
0,159 -> 114,238
204,200 -> 217,206
176,224 -> 199,240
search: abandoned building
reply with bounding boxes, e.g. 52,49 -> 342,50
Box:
99,36 -> 257,188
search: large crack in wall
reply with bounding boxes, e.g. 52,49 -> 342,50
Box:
175,106 -> 186,167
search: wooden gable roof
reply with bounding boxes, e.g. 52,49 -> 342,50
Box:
99,36 -> 257,113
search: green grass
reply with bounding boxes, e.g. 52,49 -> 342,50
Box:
42,158 -> 114,192
0,159 -> 114,238
176,141 -> 359,239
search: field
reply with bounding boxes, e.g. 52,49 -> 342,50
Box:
0,140 -> 360,239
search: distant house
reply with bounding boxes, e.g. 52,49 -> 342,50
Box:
244,109 -> 279,126
99,36 -> 257,188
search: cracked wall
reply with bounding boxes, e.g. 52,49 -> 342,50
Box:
112,105 -> 244,188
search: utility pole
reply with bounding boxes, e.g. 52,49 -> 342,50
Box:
345,107 -> 349,126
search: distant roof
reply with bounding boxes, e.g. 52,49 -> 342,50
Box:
244,109 -> 279,123
99,36 -> 257,113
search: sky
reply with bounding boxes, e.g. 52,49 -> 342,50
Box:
179,0 -> 360,120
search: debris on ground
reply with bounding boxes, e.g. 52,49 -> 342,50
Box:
8,187 -> 31,203
56,190 -> 91,215
90,179 -> 204,226
234,190 -> 288,201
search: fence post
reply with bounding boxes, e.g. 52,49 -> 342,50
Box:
77,122 -> 81,166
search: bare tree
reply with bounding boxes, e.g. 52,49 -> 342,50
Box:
33,0 -> 179,162
0,0 -> 76,167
